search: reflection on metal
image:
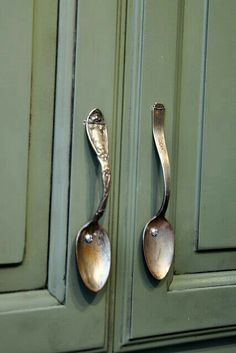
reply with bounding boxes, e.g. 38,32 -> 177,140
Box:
143,103 -> 174,280
76,109 -> 111,293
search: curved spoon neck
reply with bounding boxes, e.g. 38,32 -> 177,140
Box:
156,199 -> 168,218
94,168 -> 111,221
85,108 -> 111,226
152,103 -> 171,220
93,207 -> 105,223
157,180 -> 170,216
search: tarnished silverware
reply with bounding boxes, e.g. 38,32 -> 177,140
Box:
76,108 -> 111,292
143,103 -> 174,280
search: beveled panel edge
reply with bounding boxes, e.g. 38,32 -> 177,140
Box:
116,325 -> 236,352
106,0 -> 128,351
48,0 -> 77,303
195,0 -> 210,251
170,271 -> 236,292
114,0 -> 146,345
0,290 -> 60,314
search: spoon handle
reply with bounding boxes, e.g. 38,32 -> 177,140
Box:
85,108 -> 111,222
152,103 -> 171,217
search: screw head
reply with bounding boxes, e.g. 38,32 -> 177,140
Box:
152,228 -> 159,237
84,234 -> 93,243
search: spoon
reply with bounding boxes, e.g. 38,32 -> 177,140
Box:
143,103 -> 174,280
76,108 -> 111,292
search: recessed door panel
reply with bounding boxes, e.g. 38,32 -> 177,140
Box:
198,0 -> 236,250
175,0 -> 236,273
0,0 -> 57,292
0,1 -> 33,264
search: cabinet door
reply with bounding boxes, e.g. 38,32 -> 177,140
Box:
0,1 -> 120,352
114,1 -> 236,352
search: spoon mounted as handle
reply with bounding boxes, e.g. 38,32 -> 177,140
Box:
85,109 -> 111,222
152,103 -> 171,217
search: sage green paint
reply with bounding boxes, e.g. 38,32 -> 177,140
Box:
0,0 -> 33,264
1,0 -> 236,352
198,0 -> 236,249
0,0 -> 57,291
48,0 -> 76,303
174,0 -> 236,273
114,0 -> 236,351
0,289 -> 58,313
0,0 -> 120,352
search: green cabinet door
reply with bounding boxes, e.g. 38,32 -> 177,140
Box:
0,1 -> 120,352
113,0 -> 236,352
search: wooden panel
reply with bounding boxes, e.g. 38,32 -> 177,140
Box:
0,0 -> 57,291
113,1 -> 236,351
174,0 -> 236,273
0,0 -> 33,264
198,0 -> 236,249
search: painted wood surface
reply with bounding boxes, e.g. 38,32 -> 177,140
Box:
113,0 -> 236,351
0,0 -> 236,352
48,0 -> 76,304
0,0 -> 121,352
0,0 -> 57,292
174,0 -> 236,273
0,0 -> 33,264
198,0 -> 236,249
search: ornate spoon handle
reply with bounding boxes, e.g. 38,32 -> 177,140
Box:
85,109 -> 111,222
152,103 -> 171,217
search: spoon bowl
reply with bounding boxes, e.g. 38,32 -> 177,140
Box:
76,221 -> 111,292
143,217 -> 174,280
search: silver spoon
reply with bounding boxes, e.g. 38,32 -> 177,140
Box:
76,108 -> 111,292
143,103 -> 174,280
